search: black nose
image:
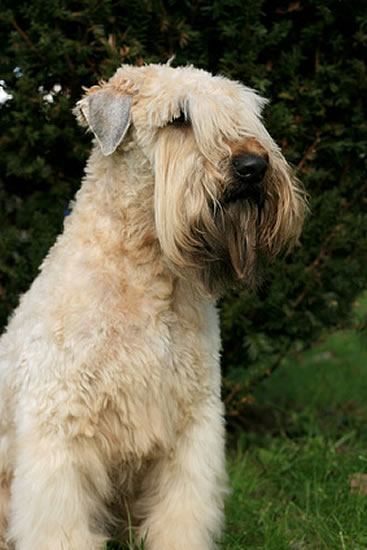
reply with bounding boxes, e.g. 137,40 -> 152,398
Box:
232,154 -> 268,183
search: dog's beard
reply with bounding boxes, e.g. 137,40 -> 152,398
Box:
154,131 -> 306,296
156,178 -> 265,295
188,201 -> 264,294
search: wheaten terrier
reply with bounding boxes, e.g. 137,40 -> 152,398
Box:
0,63 -> 306,549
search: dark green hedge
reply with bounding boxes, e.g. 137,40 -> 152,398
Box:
1,0 -> 366,420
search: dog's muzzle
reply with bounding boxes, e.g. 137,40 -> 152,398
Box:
226,153 -> 268,204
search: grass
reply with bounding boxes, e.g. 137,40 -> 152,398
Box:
110,296 -> 367,549
222,295 -> 367,549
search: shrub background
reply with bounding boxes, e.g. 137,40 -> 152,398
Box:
1,0 -> 366,423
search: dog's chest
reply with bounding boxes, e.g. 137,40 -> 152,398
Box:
90,297 -> 221,462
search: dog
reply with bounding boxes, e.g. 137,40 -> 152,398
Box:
0,63 -> 306,549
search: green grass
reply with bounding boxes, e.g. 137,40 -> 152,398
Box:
222,295 -> 367,549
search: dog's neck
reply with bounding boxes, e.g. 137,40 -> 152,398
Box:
60,143 -> 213,309
69,144 -> 156,254
62,144 -> 194,303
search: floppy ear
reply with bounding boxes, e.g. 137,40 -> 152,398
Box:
74,88 -> 132,156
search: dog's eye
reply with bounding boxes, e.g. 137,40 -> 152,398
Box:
169,110 -> 190,127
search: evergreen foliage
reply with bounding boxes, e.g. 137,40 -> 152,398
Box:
1,0 -> 366,420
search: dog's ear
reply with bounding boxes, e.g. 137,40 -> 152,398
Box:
74,88 -> 132,156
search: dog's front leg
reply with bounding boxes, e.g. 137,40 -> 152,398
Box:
136,396 -> 227,550
8,419 -> 110,550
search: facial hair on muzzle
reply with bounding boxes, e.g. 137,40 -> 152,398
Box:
193,201 -> 264,294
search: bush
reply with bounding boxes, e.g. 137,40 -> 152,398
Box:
1,0 -> 366,424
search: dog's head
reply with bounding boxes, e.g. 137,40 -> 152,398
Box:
75,63 -> 306,295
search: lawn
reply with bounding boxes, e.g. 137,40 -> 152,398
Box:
223,295 -> 367,549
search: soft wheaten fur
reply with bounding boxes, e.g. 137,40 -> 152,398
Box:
0,63 -> 306,550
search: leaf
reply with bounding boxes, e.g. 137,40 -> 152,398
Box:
349,473 -> 367,495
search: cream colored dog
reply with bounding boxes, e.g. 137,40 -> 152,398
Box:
0,63 -> 305,550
